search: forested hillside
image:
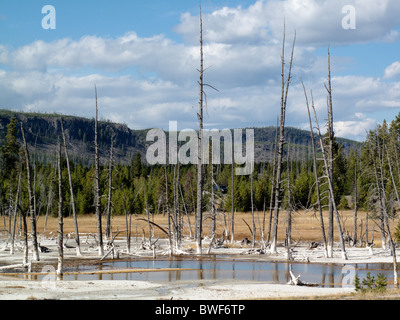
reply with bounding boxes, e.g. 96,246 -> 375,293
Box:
0,108 -> 364,218
0,109 -> 358,165
0,109 -> 148,165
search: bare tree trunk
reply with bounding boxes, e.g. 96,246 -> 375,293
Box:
375,135 -> 398,285
302,82 -> 328,257
382,199 -> 399,286
353,152 -> 358,247
20,206 -> 28,265
385,143 -> 400,203
286,142 -> 293,259
33,137 -> 37,223
326,48 -> 334,258
57,142 -> 63,276
10,172 -> 22,255
60,117 -> 81,256
180,184 -> 193,238
196,1 -> 204,254
165,166 -> 173,254
44,172 -> 54,232
211,162 -> 216,242
311,100 -> 347,260
270,26 -> 296,254
94,85 -> 104,256
122,185 -> 130,253
267,118 -> 279,244
20,123 -> 40,261
105,133 -> 115,240
173,162 -> 182,249
251,169 -> 256,247
371,135 -> 388,249
144,182 -> 152,245
230,151 -> 235,243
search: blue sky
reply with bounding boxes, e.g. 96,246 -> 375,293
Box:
0,0 -> 400,141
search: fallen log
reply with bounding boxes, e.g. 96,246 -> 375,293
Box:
136,218 -> 169,236
100,247 -> 115,261
0,262 -> 32,272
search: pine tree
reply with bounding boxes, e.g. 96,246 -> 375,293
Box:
3,117 -> 20,175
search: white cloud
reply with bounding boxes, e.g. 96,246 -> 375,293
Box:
176,0 -> 400,46
384,61 -> 400,79
0,0 -> 400,140
334,114 -> 377,141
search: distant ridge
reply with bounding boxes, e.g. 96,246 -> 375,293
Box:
0,109 -> 360,165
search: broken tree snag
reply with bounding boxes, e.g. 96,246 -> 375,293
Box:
288,265 -> 318,287
136,218 -> 169,236
94,85 -> 104,256
105,131 -> 115,240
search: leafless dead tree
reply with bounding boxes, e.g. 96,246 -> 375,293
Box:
196,0 -> 204,254
311,96 -> 348,260
20,123 -> 40,261
57,141 -> 63,276
270,25 -> 296,254
94,85 -> 104,256
60,117 -> 81,256
302,81 -> 328,257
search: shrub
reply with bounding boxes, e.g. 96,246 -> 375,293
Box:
354,272 -> 387,293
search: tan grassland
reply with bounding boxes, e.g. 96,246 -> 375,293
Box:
28,209 -> 397,246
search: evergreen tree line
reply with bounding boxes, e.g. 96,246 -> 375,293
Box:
1,113 -> 400,230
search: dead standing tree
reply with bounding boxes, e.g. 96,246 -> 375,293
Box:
230,151 -> 235,243
369,133 -> 388,249
196,1 -> 205,254
302,81 -> 328,258
105,131 -> 115,240
325,48 -> 335,258
60,117 -> 81,256
20,123 -> 40,261
10,171 -> 22,255
311,96 -> 347,260
195,1 -> 219,253
266,118 -> 279,244
270,26 -> 296,254
94,85 -> 104,256
368,132 -> 398,285
57,141 -> 63,276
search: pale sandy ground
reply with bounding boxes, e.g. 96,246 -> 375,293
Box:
0,236 -> 397,300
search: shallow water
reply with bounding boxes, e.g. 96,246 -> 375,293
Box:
53,256 -> 397,288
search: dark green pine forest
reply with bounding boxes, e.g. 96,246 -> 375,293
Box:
1,109 -> 400,241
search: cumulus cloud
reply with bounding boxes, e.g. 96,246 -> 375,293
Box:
0,0 -> 399,139
176,0 -> 400,46
384,61 -> 400,79
334,113 -> 377,141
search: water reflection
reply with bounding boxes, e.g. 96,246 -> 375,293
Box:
4,257 -> 396,288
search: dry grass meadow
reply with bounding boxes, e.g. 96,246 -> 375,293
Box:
7,209 -> 397,247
